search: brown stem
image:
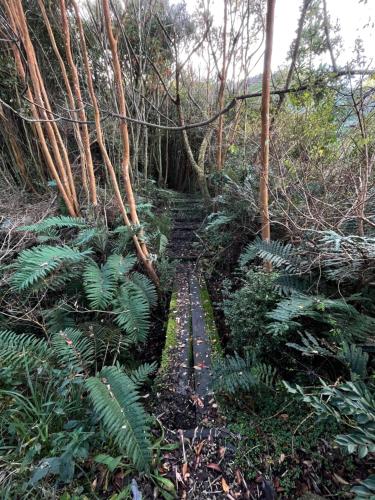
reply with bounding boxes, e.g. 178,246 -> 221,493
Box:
72,0 -> 158,284
260,0 -> 276,271
60,0 -> 98,206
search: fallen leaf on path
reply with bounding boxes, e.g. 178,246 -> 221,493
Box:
191,394 -> 204,407
221,477 -> 230,493
234,469 -> 242,485
332,473 -> 349,485
207,463 -> 222,473
182,462 -> 190,481
194,440 -> 205,456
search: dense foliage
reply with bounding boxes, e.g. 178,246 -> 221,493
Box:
0,0 -> 374,497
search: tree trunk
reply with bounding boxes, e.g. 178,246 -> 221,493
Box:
260,0 -> 276,271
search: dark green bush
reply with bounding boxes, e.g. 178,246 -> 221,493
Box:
223,269 -> 279,357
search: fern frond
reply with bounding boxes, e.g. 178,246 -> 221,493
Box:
83,260 -> 117,309
252,362 -> 278,387
268,293 -> 375,341
129,272 -> 157,308
85,366 -> 151,471
74,228 -> 100,247
114,283 -> 150,343
212,353 -> 258,394
18,216 -> 86,233
79,322 -> 131,356
338,342 -> 369,380
105,254 -> 137,281
287,332 -> 334,357
274,274 -> 309,296
240,237 -> 300,272
0,330 -> 50,373
128,362 -> 158,387
11,245 -> 92,291
267,293 -> 315,322
205,213 -> 234,231
51,328 -> 95,372
43,304 -> 75,334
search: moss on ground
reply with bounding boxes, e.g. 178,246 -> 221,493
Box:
199,281 -> 223,359
160,291 -> 178,372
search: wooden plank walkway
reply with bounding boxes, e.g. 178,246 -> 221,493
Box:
158,195 -> 216,427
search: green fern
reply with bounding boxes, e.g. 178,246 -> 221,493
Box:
128,362 -> 158,387
85,366 -> 151,471
338,342 -> 369,380
274,274 -> 309,296
11,245 -> 92,292
43,304 -> 75,334
240,237 -> 300,271
267,293 -> 375,341
0,330 -> 50,374
79,322 -> 130,359
114,283 -> 150,343
287,332 -> 334,357
84,260 -> 117,309
18,216 -> 87,233
105,254 -> 137,281
74,228 -> 101,247
129,272 -> 157,308
205,213 -> 234,231
51,328 -> 95,373
212,353 -> 275,394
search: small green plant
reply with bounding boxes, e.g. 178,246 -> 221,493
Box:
284,380 -> 375,458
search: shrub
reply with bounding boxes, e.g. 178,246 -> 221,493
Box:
223,269 -> 279,357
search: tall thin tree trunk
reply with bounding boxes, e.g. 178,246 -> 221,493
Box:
59,0 -> 98,206
276,0 -> 311,112
215,0 -> 228,171
4,0 -> 77,217
72,0 -> 157,283
260,0 -> 276,271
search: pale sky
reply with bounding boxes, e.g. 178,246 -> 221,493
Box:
175,0 -> 375,74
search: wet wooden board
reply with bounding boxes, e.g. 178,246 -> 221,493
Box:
189,273 -> 212,416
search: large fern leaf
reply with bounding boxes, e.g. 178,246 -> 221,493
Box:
83,260 -> 117,309
114,282 -> 150,343
268,293 -> 375,341
128,362 -> 158,387
0,330 -> 50,374
105,254 -> 137,281
18,216 -> 86,233
240,237 -> 300,272
51,328 -> 95,372
11,245 -> 92,291
212,354 -> 258,394
85,366 -> 151,471
129,272 -> 157,308
338,342 -> 369,380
